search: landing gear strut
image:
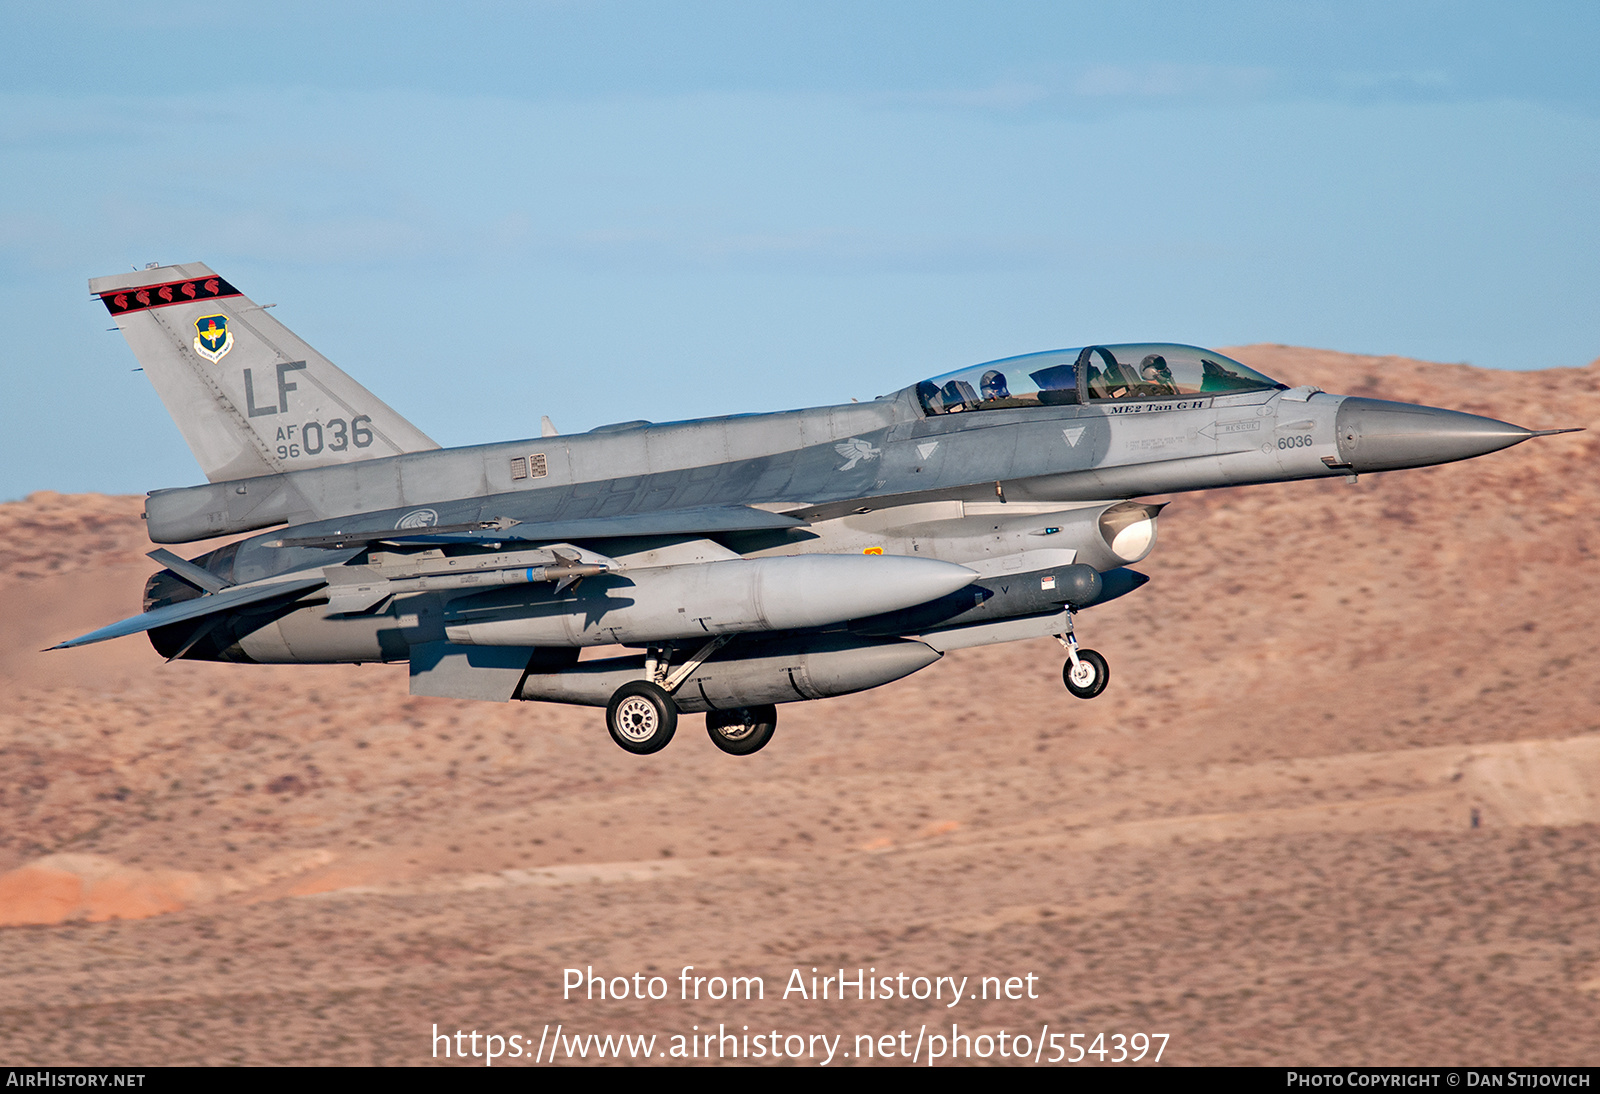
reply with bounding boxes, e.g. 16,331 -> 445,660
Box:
1056,611 -> 1109,699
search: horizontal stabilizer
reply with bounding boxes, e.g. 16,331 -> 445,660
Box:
271,505 -> 808,550
146,548 -> 231,593
49,577 -> 327,650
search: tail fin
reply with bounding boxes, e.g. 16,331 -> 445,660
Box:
90,263 -> 438,482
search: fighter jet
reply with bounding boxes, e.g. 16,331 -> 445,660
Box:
55,263 -> 1579,756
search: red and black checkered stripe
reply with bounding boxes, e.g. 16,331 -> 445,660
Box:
99,276 -> 241,315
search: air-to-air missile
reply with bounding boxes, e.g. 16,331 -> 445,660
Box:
56,264 -> 1580,756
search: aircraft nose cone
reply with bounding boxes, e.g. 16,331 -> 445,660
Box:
1335,397 -> 1534,473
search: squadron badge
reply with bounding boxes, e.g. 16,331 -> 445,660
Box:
395,508 -> 440,530
193,315 -> 234,363
834,438 -> 882,471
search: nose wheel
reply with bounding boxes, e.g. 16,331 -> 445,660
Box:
1056,612 -> 1110,699
1062,648 -> 1109,698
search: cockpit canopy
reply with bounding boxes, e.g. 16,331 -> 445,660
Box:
915,343 -> 1284,417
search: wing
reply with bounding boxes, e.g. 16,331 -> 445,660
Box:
266,504 -> 808,551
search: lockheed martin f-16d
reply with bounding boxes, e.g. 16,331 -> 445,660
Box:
56,263 -> 1580,755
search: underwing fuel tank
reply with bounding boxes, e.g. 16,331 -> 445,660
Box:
517,634 -> 943,711
444,554 -> 978,647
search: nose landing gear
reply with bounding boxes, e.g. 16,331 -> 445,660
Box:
1056,611 -> 1109,699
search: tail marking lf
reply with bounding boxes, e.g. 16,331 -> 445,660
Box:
89,262 -> 438,481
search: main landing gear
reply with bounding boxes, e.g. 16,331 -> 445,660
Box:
606,680 -> 677,754
706,704 -> 778,755
1055,610 -> 1110,699
603,636 -> 778,757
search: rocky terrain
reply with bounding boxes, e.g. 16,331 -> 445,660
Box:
1,345 -> 1597,1066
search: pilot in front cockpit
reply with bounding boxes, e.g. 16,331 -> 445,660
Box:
979,370 -> 1010,402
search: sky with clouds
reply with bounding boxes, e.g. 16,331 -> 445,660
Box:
2,1 -> 1597,498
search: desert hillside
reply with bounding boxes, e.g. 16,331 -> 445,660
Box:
1,345 -> 1597,1066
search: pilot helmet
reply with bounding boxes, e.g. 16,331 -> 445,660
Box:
1139,354 -> 1170,381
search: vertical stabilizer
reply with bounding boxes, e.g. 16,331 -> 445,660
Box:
90,263 -> 439,482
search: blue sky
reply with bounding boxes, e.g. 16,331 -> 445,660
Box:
2,1 -> 1597,498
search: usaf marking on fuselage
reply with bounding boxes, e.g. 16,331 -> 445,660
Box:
54,262 -> 1583,756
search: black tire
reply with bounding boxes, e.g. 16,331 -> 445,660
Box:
1062,648 -> 1109,699
606,681 -> 678,754
706,704 -> 778,756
